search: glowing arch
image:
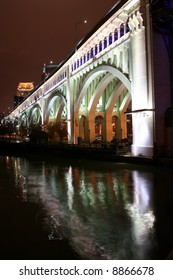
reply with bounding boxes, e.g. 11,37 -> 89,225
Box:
29,105 -> 42,125
74,65 -> 131,113
45,90 -> 67,122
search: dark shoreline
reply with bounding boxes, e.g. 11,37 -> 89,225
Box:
0,141 -> 153,163
0,141 -> 173,167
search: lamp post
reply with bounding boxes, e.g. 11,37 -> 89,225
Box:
74,20 -> 87,45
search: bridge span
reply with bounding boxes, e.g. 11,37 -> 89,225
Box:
5,0 -> 173,157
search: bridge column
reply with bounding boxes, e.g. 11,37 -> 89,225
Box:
116,114 -> 122,140
105,114 -> 113,142
88,117 -> 95,143
41,100 -> 45,129
66,66 -> 74,144
74,113 -> 79,144
130,27 -> 154,157
121,110 -> 127,139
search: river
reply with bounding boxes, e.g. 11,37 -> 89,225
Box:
0,155 -> 173,260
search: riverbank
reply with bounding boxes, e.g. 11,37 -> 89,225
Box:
0,140 -> 173,167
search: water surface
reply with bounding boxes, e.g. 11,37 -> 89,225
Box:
0,155 -> 173,259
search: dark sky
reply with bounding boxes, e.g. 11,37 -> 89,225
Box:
0,0 -> 117,114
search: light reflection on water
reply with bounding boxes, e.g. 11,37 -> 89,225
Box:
1,156 -> 173,259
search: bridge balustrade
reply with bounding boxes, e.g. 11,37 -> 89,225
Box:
71,19 -> 130,74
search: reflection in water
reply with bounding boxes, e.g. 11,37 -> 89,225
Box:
66,166 -> 74,211
125,171 -> 155,259
1,156 -> 173,259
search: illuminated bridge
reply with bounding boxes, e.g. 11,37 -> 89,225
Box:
5,0 -> 173,157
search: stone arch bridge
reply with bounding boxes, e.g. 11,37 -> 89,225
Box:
6,0 -> 162,157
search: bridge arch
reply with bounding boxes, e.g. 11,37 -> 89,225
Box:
29,104 -> 42,127
45,91 -> 67,125
74,65 -> 131,143
75,65 -> 131,112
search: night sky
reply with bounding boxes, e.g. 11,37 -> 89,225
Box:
0,0 -> 117,114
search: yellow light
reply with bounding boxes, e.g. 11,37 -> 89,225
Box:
17,82 -> 34,95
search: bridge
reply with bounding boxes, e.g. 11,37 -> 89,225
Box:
4,0 -> 173,157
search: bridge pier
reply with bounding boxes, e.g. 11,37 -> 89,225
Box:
131,112 -> 154,157
88,118 -> 95,143
105,115 -> 113,142
130,23 -> 154,157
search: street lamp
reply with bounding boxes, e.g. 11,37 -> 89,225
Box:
75,20 -> 87,45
